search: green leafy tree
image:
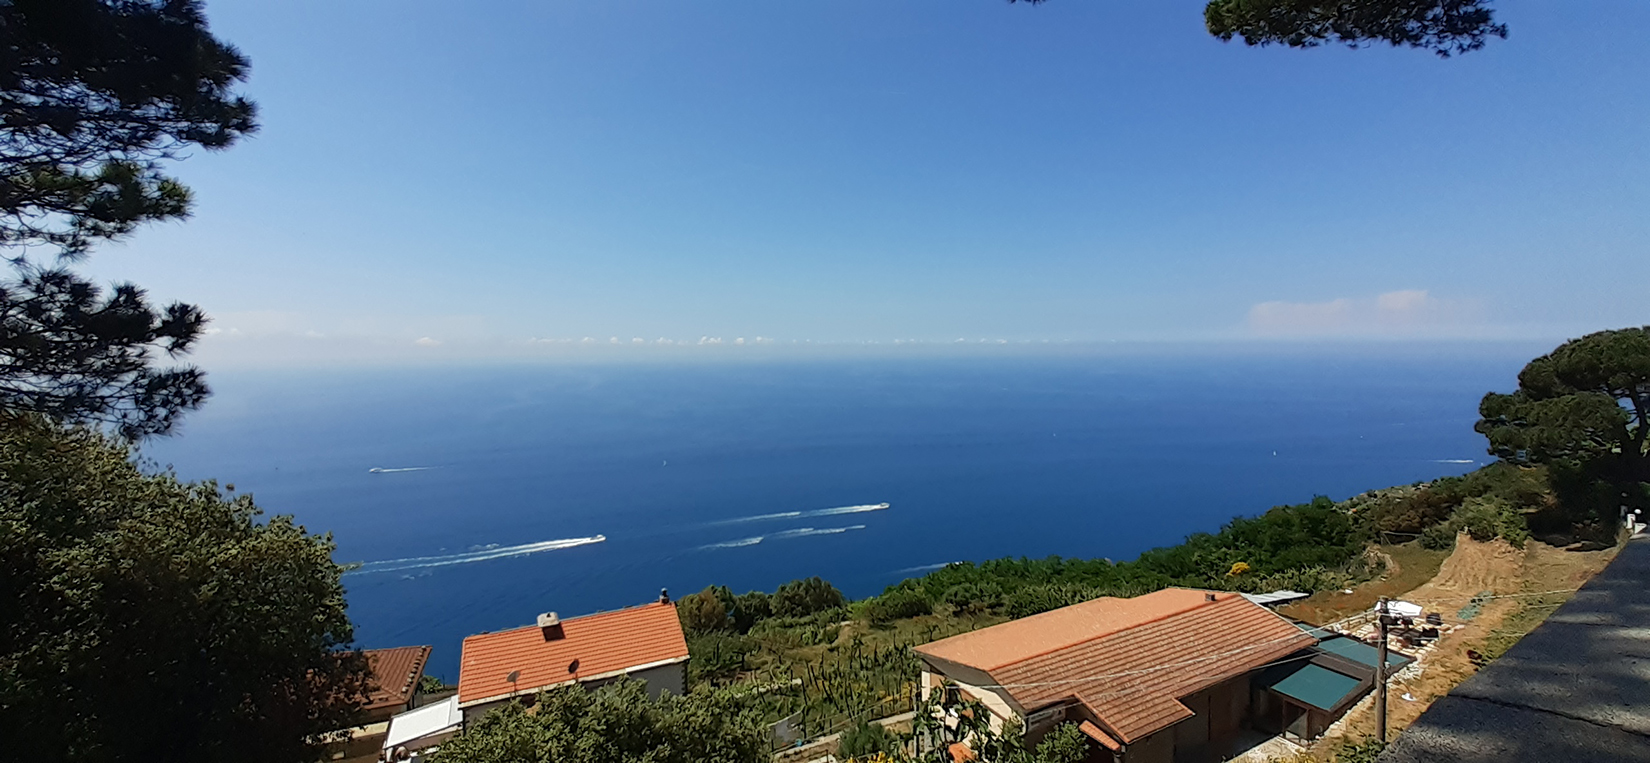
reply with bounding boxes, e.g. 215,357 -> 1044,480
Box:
428,680 -> 768,763
773,576 -> 846,618
1477,328 -> 1650,526
0,0 -> 256,436
0,414 -> 368,763
676,586 -> 730,633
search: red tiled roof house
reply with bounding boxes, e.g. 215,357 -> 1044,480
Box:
361,645 -> 433,724
914,588 -> 1316,763
456,594 -> 690,722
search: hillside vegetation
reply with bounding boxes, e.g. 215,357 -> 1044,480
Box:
677,461 -> 1566,740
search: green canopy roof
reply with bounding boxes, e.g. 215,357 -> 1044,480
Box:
1266,664 -> 1363,713
1315,635 -> 1413,670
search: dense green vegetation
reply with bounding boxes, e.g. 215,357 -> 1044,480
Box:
907,693 -> 1090,763
869,494 -> 1367,622
426,679 -> 766,763
839,719 -> 902,759
1477,327 -> 1650,539
0,415 -> 368,763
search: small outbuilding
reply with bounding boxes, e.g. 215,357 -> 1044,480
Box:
381,695 -> 461,761
1253,627 -> 1413,743
914,588 -> 1318,763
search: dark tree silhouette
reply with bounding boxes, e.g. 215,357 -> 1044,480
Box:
0,266 -> 207,439
1011,0 -> 1508,58
1205,0 -> 1507,57
0,0 -> 254,436
0,0 -> 255,255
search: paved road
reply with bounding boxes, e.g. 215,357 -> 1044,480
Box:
1379,534 -> 1650,763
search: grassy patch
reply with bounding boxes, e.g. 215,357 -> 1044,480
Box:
1276,543 -> 1449,625
1471,590 -> 1571,664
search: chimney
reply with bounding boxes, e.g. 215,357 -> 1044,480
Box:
659,588 -> 670,605
537,612 -> 564,641
1205,592 -> 1217,602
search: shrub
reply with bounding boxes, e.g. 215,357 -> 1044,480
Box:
429,680 -> 767,763
1031,722 -> 1090,763
1354,463 -> 1552,543
747,609 -> 844,650
941,581 -> 1004,613
1420,523 -> 1457,550
676,587 -> 729,633
1332,738 -> 1387,763
861,588 -> 931,624
730,590 -> 772,632
685,632 -> 756,684
839,720 -> 900,759
1003,583 -> 1107,618
1418,496 -> 1530,550
773,577 -> 845,618
1246,565 -> 1352,594
794,623 -> 840,647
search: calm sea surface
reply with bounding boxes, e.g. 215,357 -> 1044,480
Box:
143,345 -> 1539,680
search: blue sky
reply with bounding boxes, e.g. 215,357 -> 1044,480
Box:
78,0 -> 1650,365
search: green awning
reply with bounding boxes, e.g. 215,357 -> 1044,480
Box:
1265,664 -> 1363,713
1315,635 -> 1412,670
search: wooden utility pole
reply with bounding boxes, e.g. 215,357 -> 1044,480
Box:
1375,597 -> 1390,743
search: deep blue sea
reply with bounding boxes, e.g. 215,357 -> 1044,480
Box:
142,345 -> 1542,680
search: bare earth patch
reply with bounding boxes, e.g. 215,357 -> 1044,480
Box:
1287,535 -> 1620,761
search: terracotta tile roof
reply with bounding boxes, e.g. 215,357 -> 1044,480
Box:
458,601 -> 689,708
916,588 -> 1315,744
919,588 -> 1222,670
1078,720 -> 1123,752
363,646 -> 432,711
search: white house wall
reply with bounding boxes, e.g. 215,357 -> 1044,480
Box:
459,662 -> 687,724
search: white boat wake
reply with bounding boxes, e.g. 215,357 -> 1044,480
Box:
368,466 -> 436,473
890,561 -> 958,575
1433,459 -> 1477,464
347,535 -> 606,574
714,502 -> 889,524
699,525 -> 866,550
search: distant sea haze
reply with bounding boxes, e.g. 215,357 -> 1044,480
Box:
147,347 -> 1534,679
